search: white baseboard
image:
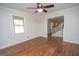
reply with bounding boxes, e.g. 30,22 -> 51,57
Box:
2,35 -> 79,49
0,39 -> 29,49
43,35 -> 47,38
63,40 -> 79,44
0,35 -> 42,49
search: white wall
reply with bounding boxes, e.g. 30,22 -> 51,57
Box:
0,5 -> 79,49
0,9 -> 3,47
41,6 -> 79,44
0,6 -> 42,49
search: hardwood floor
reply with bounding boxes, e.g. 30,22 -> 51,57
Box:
0,36 -> 79,56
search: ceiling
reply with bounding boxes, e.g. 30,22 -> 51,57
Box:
0,3 -> 79,15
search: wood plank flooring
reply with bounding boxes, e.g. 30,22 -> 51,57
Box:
0,36 -> 79,56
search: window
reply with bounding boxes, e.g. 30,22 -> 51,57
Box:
13,16 -> 24,33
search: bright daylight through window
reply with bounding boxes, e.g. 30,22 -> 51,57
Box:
13,16 -> 24,33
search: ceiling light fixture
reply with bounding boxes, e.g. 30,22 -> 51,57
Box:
37,8 -> 43,12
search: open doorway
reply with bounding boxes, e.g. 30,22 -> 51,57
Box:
47,16 -> 64,37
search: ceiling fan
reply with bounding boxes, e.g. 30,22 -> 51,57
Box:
27,3 -> 54,13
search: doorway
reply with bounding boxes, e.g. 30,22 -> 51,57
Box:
47,16 -> 64,37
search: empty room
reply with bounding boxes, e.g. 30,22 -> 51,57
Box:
0,3 -> 79,56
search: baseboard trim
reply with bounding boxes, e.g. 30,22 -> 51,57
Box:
0,36 -> 42,49
63,40 -> 79,44
0,39 -> 29,49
